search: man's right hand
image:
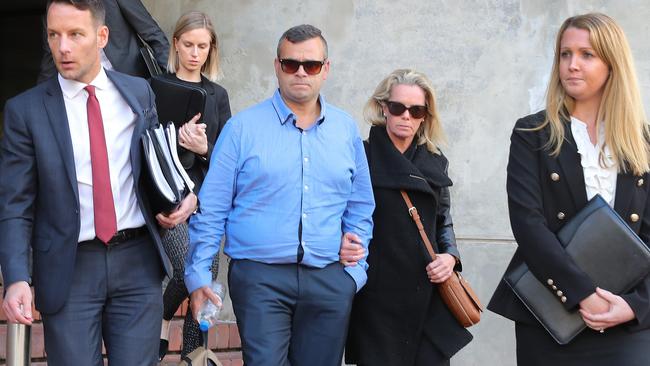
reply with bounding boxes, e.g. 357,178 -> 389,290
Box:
189,285 -> 223,321
339,232 -> 365,267
2,281 -> 33,325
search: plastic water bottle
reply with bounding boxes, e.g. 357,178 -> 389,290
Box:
197,281 -> 226,332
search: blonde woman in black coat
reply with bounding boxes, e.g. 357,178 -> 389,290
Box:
157,11 -> 231,360
345,69 -> 472,366
488,13 -> 650,365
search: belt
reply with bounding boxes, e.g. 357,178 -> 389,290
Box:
80,226 -> 148,246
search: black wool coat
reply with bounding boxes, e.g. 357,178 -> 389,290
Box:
345,126 -> 472,366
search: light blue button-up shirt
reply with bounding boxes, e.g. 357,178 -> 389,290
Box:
185,90 -> 375,293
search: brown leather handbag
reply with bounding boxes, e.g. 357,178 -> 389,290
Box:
401,190 -> 483,327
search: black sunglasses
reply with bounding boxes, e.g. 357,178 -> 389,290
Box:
385,101 -> 428,119
279,59 -> 325,75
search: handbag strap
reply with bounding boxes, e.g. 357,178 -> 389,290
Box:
400,190 -> 437,261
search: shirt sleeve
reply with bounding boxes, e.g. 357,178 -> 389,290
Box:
341,128 -> 375,292
185,119 -> 241,293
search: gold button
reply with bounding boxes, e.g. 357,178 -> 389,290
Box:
556,290 -> 563,297
638,178 -> 644,187
557,212 -> 566,220
550,172 -> 560,181
561,296 -> 567,303
547,279 -> 554,285
552,285 -> 558,290
630,213 -> 640,223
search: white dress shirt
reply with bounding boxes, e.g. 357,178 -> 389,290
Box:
59,68 -> 145,242
570,116 -> 618,206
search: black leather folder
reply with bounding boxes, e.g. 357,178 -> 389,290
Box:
504,194 -> 650,344
150,75 -> 206,127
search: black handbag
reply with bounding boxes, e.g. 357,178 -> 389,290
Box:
504,194 -> 650,344
137,34 -> 163,78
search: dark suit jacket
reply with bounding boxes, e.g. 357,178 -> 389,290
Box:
0,70 -> 172,315
489,110 -> 650,332
38,0 -> 169,83
159,74 -> 231,194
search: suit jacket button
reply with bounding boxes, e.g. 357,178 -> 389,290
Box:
638,178 -> 644,187
547,279 -> 554,285
556,290 -> 563,297
557,212 -> 566,220
550,172 -> 560,181
561,296 -> 567,303
630,213 -> 640,223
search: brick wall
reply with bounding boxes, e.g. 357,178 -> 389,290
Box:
0,286 -> 242,366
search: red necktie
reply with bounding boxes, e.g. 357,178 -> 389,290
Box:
85,85 -> 117,243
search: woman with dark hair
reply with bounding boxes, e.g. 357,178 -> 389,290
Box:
489,13 -> 650,366
157,11 -> 231,360
345,69 -> 472,366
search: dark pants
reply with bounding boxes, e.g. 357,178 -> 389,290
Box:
515,321 -> 650,366
228,259 -> 357,366
42,235 -> 164,366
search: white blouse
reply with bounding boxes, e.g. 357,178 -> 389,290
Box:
570,116 -> 618,206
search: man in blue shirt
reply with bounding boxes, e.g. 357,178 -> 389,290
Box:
185,24 -> 374,365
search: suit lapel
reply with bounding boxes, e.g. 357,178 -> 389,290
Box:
43,78 -> 79,198
557,120 -> 587,210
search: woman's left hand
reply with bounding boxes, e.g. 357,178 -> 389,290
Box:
178,113 -> 208,156
426,253 -> 456,283
579,287 -> 636,332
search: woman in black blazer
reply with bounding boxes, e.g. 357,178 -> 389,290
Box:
157,11 -> 231,360
345,69 -> 472,366
488,13 -> 650,365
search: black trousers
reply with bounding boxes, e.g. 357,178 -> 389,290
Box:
228,259 -> 357,366
42,236 -> 164,366
516,321 -> 650,366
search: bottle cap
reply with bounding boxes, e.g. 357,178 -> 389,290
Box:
199,319 -> 210,332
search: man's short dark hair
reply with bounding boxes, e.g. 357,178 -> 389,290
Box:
276,24 -> 328,59
46,0 -> 106,26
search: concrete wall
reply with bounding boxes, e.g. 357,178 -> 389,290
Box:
141,1 -> 650,365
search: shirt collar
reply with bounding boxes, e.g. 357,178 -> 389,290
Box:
271,89 -> 327,126
58,67 -> 110,99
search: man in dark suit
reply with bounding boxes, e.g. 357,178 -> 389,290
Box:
37,0 -> 169,83
0,1 -> 195,365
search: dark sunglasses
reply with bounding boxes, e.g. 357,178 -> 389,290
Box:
385,101 -> 428,119
279,59 -> 325,75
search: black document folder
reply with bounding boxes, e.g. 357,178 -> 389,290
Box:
141,121 -> 195,214
504,194 -> 650,344
150,75 -> 206,127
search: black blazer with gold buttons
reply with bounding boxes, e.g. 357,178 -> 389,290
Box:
488,110 -> 650,332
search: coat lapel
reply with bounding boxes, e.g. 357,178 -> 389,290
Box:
556,120 -> 587,210
43,78 -> 79,198
614,172 -> 635,216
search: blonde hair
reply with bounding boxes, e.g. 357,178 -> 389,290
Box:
365,69 -> 445,154
541,13 -> 649,175
167,11 -> 221,82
